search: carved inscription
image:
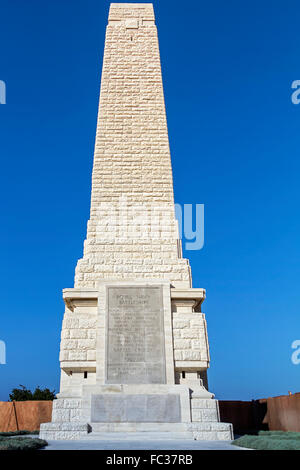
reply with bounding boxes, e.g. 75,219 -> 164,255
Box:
106,286 -> 166,384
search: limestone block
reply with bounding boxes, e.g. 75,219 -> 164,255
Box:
53,399 -> 81,409
79,319 -> 97,329
70,409 -> 82,421
186,422 -> 233,440
87,330 -> 96,339
53,431 -> 82,439
59,350 -> 69,361
191,399 -> 217,409
77,339 -> 96,351
190,318 -> 205,327
39,423 -> 90,441
87,350 -> 96,361
192,408 -> 218,422
68,351 -> 87,361
61,339 -> 77,350
173,320 -> 190,329
70,329 -> 87,339
181,350 -> 201,361
193,431 -> 217,440
173,339 -> 191,349
52,409 -> 70,422
61,330 -> 70,339
63,318 -> 80,329
187,422 -> 232,432
180,329 -> 199,339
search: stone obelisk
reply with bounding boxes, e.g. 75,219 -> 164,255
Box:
40,3 -> 232,441
75,4 -> 191,291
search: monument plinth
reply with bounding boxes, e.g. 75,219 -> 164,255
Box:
40,3 -> 233,441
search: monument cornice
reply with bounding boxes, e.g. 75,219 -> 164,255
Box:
63,286 -> 206,312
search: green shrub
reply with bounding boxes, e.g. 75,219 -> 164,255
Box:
258,430 -> 300,440
9,385 -> 55,401
0,430 -> 39,437
31,386 -> 56,401
0,431 -> 31,437
233,435 -> 300,450
0,437 -> 47,451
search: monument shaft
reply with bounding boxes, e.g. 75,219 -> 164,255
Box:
75,3 -> 191,289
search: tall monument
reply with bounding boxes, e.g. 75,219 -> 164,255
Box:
41,3 -> 232,440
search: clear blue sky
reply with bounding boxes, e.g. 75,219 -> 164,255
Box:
0,0 -> 299,401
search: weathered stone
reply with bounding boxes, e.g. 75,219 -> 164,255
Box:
91,394 -> 181,423
41,3 -> 232,442
106,286 -> 166,384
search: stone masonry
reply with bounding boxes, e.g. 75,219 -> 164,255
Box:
74,2 -> 191,290
40,4 -> 233,441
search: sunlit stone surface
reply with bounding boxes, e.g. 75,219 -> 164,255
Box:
40,3 -> 233,441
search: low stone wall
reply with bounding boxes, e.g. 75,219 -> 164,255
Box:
0,401 -> 53,432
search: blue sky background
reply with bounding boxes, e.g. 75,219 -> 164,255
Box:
0,0 -> 299,401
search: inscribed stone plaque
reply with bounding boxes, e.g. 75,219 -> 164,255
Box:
106,286 -> 166,384
91,394 -> 181,423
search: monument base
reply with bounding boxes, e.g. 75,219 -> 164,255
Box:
39,422 -> 233,441
41,282 -> 233,441
40,384 -> 233,441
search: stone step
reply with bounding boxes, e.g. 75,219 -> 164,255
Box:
40,421 -> 233,441
86,432 -> 193,440
89,422 -> 188,433
88,421 -> 233,441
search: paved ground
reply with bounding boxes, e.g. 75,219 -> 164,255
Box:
41,439 -> 246,450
